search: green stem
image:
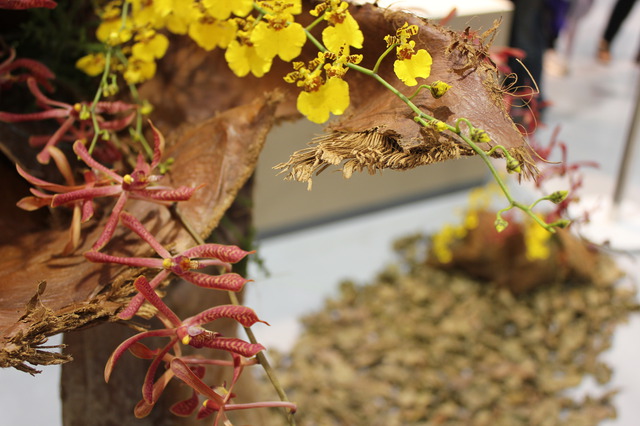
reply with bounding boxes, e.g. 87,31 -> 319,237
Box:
305,12 -> 326,31
88,47 -> 112,154
303,27 -> 327,53
408,84 -> 431,100
372,43 -> 397,74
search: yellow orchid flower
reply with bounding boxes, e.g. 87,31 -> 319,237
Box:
225,39 -> 273,77
251,1 -> 306,61
189,14 -> 237,51
76,53 -> 107,77
131,30 -> 169,62
202,0 -> 253,20
387,23 -> 433,86
315,0 -> 363,52
297,77 -> 350,124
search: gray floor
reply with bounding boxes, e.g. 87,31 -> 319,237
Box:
1,0 -> 640,424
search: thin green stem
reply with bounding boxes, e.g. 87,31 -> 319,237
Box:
305,12 -> 326,31
303,27 -> 327,53
88,47 -> 112,154
408,84 -> 431,100
372,43 -> 397,74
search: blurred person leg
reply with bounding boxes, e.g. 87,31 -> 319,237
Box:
598,0 -> 638,63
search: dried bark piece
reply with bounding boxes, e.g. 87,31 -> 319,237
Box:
276,4 -> 536,188
0,94 -> 279,371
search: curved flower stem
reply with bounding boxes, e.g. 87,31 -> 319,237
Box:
305,12 -> 326,31
372,43 -> 397,74
407,84 -> 431,100
171,205 -> 297,425
88,48 -> 111,155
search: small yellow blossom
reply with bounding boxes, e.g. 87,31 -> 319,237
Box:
251,20 -> 306,62
319,1 -> 363,52
387,23 -> 432,86
393,47 -> 432,86
129,0 -> 166,29
297,77 -> 350,124
202,0 -> 253,20
76,53 -> 106,77
96,3 -> 133,46
429,80 -> 451,98
225,39 -> 273,77
251,1 -> 306,61
155,0 -> 199,34
523,216 -> 552,261
131,30 -> 169,62
189,14 -> 237,51
123,57 -> 156,84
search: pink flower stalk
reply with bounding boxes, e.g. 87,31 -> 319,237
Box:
0,77 -> 136,163
104,275 -> 269,418
0,47 -> 54,91
84,211 -> 254,319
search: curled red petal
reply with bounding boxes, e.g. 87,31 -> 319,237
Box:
197,401 -> 217,420
0,0 -> 57,9
170,390 -> 200,417
133,369 -> 175,419
0,108 -> 68,122
170,358 -> 225,407
181,244 -> 254,264
148,120 -> 165,170
104,328 -> 174,383
184,305 -> 269,329
118,270 -> 170,320
72,139 -> 123,182
91,192 -> 128,251
132,185 -> 201,202
98,111 -> 136,131
119,211 -> 171,258
51,184 -> 121,206
133,275 -> 181,327
83,251 -> 163,269
187,332 -> 265,358
128,342 -> 158,359
180,271 -> 251,292
142,341 -> 175,404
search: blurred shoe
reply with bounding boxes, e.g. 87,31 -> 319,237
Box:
597,40 -> 611,64
544,49 -> 568,77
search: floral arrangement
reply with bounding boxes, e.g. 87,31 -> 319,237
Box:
0,0 -> 573,424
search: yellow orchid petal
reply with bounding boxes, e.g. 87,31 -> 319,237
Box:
393,49 -> 432,86
189,17 -> 237,51
297,77 -> 350,124
76,53 -> 106,77
322,13 -> 363,52
132,33 -> 169,62
225,40 -> 273,77
251,21 -> 306,62
202,0 -> 253,20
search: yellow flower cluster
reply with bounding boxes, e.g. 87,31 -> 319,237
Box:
284,48 -> 362,123
76,1 -> 440,126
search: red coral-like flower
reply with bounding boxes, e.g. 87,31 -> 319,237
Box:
17,123 -> 201,250
84,211 -> 254,319
0,77 -> 136,163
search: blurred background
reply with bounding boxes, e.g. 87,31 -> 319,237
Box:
1,0 -> 640,424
